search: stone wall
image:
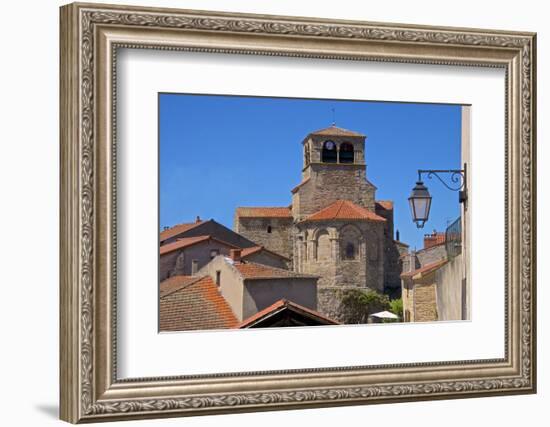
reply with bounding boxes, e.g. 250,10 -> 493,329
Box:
296,221 -> 385,292
292,163 -> 376,220
234,217 -> 293,259
416,243 -> 447,266
413,282 -> 438,322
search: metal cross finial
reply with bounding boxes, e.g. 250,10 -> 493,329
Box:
331,107 -> 336,126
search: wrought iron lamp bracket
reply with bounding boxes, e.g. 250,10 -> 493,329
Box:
418,163 -> 468,204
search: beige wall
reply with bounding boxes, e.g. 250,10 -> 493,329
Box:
435,254 -> 466,321
461,105 -> 472,321
242,278 -> 318,320
198,256 -> 318,322
197,256 -> 245,320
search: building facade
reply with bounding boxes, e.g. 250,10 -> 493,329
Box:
234,125 -> 408,321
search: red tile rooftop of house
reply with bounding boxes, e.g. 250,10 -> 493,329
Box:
235,206 -> 292,218
309,125 -> 365,137
160,235 -> 239,255
376,200 -> 394,210
160,220 -> 203,242
424,230 -> 446,249
303,200 -> 386,223
159,275 -> 238,331
233,261 -> 317,280
400,259 -> 448,279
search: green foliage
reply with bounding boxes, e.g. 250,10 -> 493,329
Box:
339,288 -> 389,324
388,298 -> 403,319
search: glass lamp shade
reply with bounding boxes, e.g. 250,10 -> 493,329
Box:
408,181 -> 432,228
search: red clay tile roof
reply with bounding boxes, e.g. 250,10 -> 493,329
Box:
376,200 -> 394,210
235,207 -> 292,218
160,221 -> 204,242
159,235 -> 239,256
240,246 -> 290,261
160,275 -> 202,298
302,200 -> 386,223
236,299 -> 340,328
400,259 -> 448,279
159,276 -> 238,331
233,262 -> 317,280
309,125 -> 365,137
291,178 -> 310,194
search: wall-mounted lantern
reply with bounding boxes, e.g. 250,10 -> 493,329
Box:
409,163 -> 467,229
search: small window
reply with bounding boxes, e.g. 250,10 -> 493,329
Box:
215,271 -> 221,286
267,225 -> 272,233
210,249 -> 219,260
339,142 -> 354,163
344,242 -> 356,260
321,140 -> 337,163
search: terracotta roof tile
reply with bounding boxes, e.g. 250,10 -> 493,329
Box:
159,235 -> 239,256
400,259 -> 448,279
376,200 -> 394,210
233,262 -> 317,280
236,299 -> 340,328
160,221 -> 203,242
309,125 -> 365,137
160,275 -> 203,298
159,276 -> 238,331
235,207 -> 292,219
302,200 -> 386,223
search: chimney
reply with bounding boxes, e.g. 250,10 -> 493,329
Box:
163,226 -> 169,231
191,259 -> 198,275
230,249 -> 242,263
396,229 -> 400,241
195,215 -> 201,223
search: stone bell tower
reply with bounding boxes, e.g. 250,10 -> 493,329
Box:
291,125 -> 377,221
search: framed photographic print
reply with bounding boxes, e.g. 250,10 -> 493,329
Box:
59,2 -> 537,423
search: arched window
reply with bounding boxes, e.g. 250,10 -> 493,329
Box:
344,242 -> 356,260
304,144 -> 310,166
339,224 -> 362,260
339,142 -> 354,163
315,230 -> 331,260
321,140 -> 337,163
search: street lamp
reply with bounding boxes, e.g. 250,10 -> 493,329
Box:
408,181 -> 432,229
408,163 -> 467,229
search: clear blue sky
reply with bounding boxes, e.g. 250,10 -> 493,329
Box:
159,93 -> 462,250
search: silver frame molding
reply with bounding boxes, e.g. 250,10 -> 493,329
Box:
60,2 -> 537,423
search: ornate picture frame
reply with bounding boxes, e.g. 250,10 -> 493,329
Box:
60,2 -> 536,423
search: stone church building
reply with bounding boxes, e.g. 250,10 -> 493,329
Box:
235,125 -> 408,320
